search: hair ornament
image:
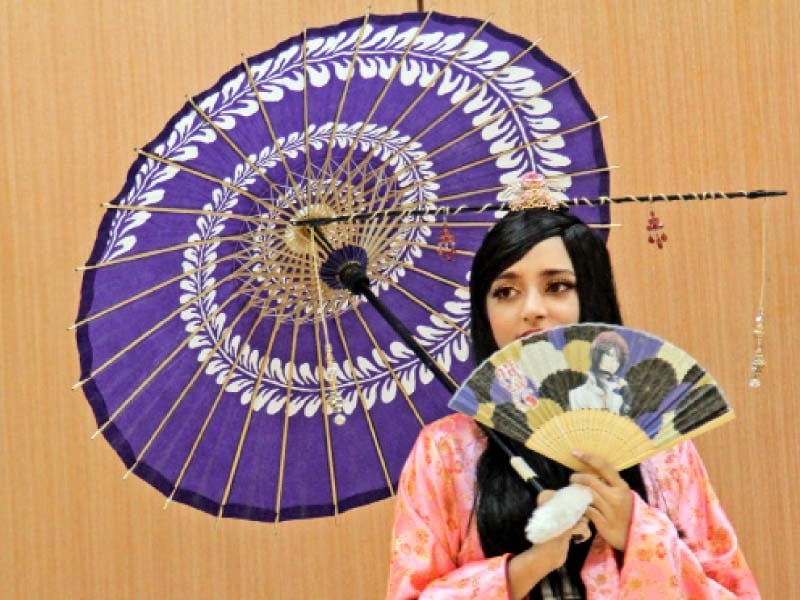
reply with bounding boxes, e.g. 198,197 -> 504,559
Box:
500,172 -> 565,211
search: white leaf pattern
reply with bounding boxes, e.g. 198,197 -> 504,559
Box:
98,20 -> 575,421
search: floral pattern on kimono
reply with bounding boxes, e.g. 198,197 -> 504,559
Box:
386,414 -> 759,599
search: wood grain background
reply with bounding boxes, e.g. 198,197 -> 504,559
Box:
2,1 -> 797,598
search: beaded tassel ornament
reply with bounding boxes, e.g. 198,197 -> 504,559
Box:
749,213 -> 767,388
647,209 -> 668,248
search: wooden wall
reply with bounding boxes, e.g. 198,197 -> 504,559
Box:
2,1 -> 797,597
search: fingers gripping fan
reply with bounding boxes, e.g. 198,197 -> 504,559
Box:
448,324 -> 734,472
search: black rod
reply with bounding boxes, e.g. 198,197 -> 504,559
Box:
337,261 -> 543,492
293,189 -> 787,227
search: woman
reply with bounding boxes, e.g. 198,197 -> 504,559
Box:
386,209 -> 759,599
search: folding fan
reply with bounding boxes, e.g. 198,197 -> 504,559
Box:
448,323 -> 734,474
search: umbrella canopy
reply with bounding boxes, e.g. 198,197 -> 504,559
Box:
75,10 -> 609,521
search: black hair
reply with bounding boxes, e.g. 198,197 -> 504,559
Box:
470,209 -> 645,599
589,331 -> 630,373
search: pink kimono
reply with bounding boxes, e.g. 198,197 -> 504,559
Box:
386,414 -> 759,599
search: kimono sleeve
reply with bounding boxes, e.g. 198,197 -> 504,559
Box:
585,441 -> 760,598
385,424 -> 511,599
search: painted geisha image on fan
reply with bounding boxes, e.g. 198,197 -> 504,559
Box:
386,209 -> 759,599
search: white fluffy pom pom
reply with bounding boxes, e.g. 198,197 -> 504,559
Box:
525,484 -> 593,544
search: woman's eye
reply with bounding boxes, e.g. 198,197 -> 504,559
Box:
546,279 -> 576,293
490,286 -> 515,299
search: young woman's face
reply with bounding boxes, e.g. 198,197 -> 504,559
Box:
486,236 -> 580,350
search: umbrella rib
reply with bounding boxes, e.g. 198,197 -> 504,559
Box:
90,269 -> 260,438
123,289 -> 265,480
360,115 -> 608,199
241,55 -> 307,206
332,311 -> 394,494
275,319 -> 301,523
406,241 -> 475,257
77,233 -> 255,271
424,218 -> 618,229
318,11 -> 434,201
360,166 -> 427,261
100,201 -> 281,227
399,262 -> 468,290
216,313 -> 288,520
358,164 -> 618,219
164,292 -> 271,510
301,28 -> 313,207
315,11 -> 372,216
426,185 -> 506,205
386,38 -> 544,155
357,165 -> 400,258
136,149 -> 276,211
185,96 -> 293,215
379,276 -> 470,340
354,69 -> 578,195
288,184 -> 504,227
302,28 -> 313,211
350,301 -> 424,426
312,312 -> 339,518
77,255 -> 259,389
333,17 -> 492,198
70,248 -> 251,330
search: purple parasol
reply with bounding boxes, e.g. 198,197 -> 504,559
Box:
75,11 -> 610,521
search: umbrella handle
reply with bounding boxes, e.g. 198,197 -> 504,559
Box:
339,261 -> 456,392
338,260 -> 545,494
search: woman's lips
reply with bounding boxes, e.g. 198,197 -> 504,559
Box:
518,329 -> 542,339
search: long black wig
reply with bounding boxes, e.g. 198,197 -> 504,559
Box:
469,209 -> 646,599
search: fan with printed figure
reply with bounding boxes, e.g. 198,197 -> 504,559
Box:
448,323 -> 734,474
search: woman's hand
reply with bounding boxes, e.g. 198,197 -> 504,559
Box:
569,450 -> 633,551
507,490 -> 591,600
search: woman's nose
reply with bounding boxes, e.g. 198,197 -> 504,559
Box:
521,290 -> 547,322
